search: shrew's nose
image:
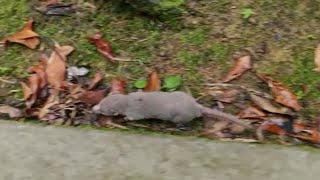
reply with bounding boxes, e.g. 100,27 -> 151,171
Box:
92,105 -> 101,113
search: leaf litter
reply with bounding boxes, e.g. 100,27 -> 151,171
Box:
2,17 -> 320,148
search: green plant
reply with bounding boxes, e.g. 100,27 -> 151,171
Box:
134,79 -> 147,89
240,8 -> 254,19
163,75 -> 182,91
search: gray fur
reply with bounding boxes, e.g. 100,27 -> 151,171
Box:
93,91 -> 202,123
93,91 -> 251,127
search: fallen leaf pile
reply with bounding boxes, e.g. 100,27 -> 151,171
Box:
202,49 -> 320,146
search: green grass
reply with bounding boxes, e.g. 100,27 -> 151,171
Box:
181,29 -> 207,45
2,0 -> 320,121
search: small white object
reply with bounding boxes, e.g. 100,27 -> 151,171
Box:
68,66 -> 89,78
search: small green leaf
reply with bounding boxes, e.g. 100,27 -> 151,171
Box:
163,75 -> 182,91
134,79 -> 147,89
295,90 -> 304,100
241,8 -> 254,19
0,67 -> 13,75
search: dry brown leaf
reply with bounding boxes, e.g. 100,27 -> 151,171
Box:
258,75 -> 302,111
223,54 -> 252,82
314,44 -> 320,72
20,81 -> 32,100
45,89 -> 60,105
216,89 -> 240,103
54,44 -> 74,59
39,53 -> 49,65
110,78 -> 126,94
145,71 -> 161,92
45,45 -> 74,89
69,84 -> 84,97
3,19 -> 40,49
28,64 -> 47,88
256,121 -> 287,141
38,101 -> 58,119
250,94 -> 292,115
77,90 -> 106,105
86,72 -> 104,90
238,106 -> 267,119
28,74 -> 41,95
201,120 -> 229,135
88,32 -> 115,63
0,105 -> 23,119
293,129 -> 320,144
293,122 -> 305,133
270,83 -> 302,111
20,74 -> 41,108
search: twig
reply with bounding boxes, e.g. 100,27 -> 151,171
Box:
106,121 -> 128,129
112,57 -> 138,62
0,77 -> 16,84
205,83 -> 273,99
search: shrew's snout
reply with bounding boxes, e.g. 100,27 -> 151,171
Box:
92,105 -> 101,114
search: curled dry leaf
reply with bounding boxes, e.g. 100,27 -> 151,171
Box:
0,105 -> 23,119
88,32 -> 115,63
314,44 -> 320,72
28,64 -> 47,88
257,74 -> 302,111
86,72 -> 104,90
202,120 -> 229,135
238,106 -> 266,119
20,73 -> 42,108
20,81 -> 32,100
256,121 -> 287,141
3,19 -> 40,49
250,94 -> 292,115
293,122 -> 305,133
110,78 -> 126,94
38,101 -> 58,119
145,71 -> 161,92
28,74 -> 41,95
291,129 -> 320,144
45,89 -> 60,105
45,45 -> 74,89
77,89 -> 106,105
215,89 -> 240,103
222,54 -> 252,82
